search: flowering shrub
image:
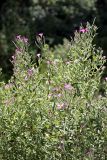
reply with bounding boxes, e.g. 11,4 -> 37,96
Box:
0,23 -> 107,160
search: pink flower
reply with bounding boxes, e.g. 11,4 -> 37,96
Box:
79,28 -> 88,33
46,60 -> 52,65
12,55 -> 16,61
12,55 -> 15,59
85,28 -> 88,32
54,93 -> 62,98
57,93 -> 62,97
105,77 -> 107,81
4,97 -> 15,106
102,56 -> 106,59
38,33 -> 43,38
24,76 -> 28,81
37,53 -> 41,58
52,87 -> 60,92
16,35 -> 28,43
4,83 -> 13,90
57,103 -> 67,110
11,55 -> 16,63
66,61 -> 71,65
23,37 -> 28,43
48,93 -> 52,99
15,48 -> 22,54
64,83 -> 73,91
16,35 -> 22,40
28,68 -> 33,76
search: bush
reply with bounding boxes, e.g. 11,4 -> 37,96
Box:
0,23 -> 107,160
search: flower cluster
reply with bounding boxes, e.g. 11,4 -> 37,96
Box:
16,35 -> 28,44
79,28 -> 88,33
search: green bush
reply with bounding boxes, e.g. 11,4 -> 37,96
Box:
0,23 -> 107,160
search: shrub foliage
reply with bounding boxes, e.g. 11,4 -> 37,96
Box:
0,23 -> 107,159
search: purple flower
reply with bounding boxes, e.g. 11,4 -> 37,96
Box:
105,77 -> 107,81
85,28 -> 88,32
5,83 -> 13,90
38,33 -> 43,38
16,35 -> 28,43
4,97 -> 15,106
12,55 -> 15,59
52,87 -> 60,92
57,103 -> 67,110
24,76 -> 28,81
64,83 -> 73,91
12,55 -> 16,61
57,93 -> 62,97
16,35 -> 22,40
54,93 -> 62,98
23,37 -> 28,43
37,53 -> 41,58
79,28 -> 88,33
27,68 -> 34,77
11,55 -> 16,63
15,48 -> 22,54
46,60 -> 53,65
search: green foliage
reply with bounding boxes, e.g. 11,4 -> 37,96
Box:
0,23 -> 107,159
